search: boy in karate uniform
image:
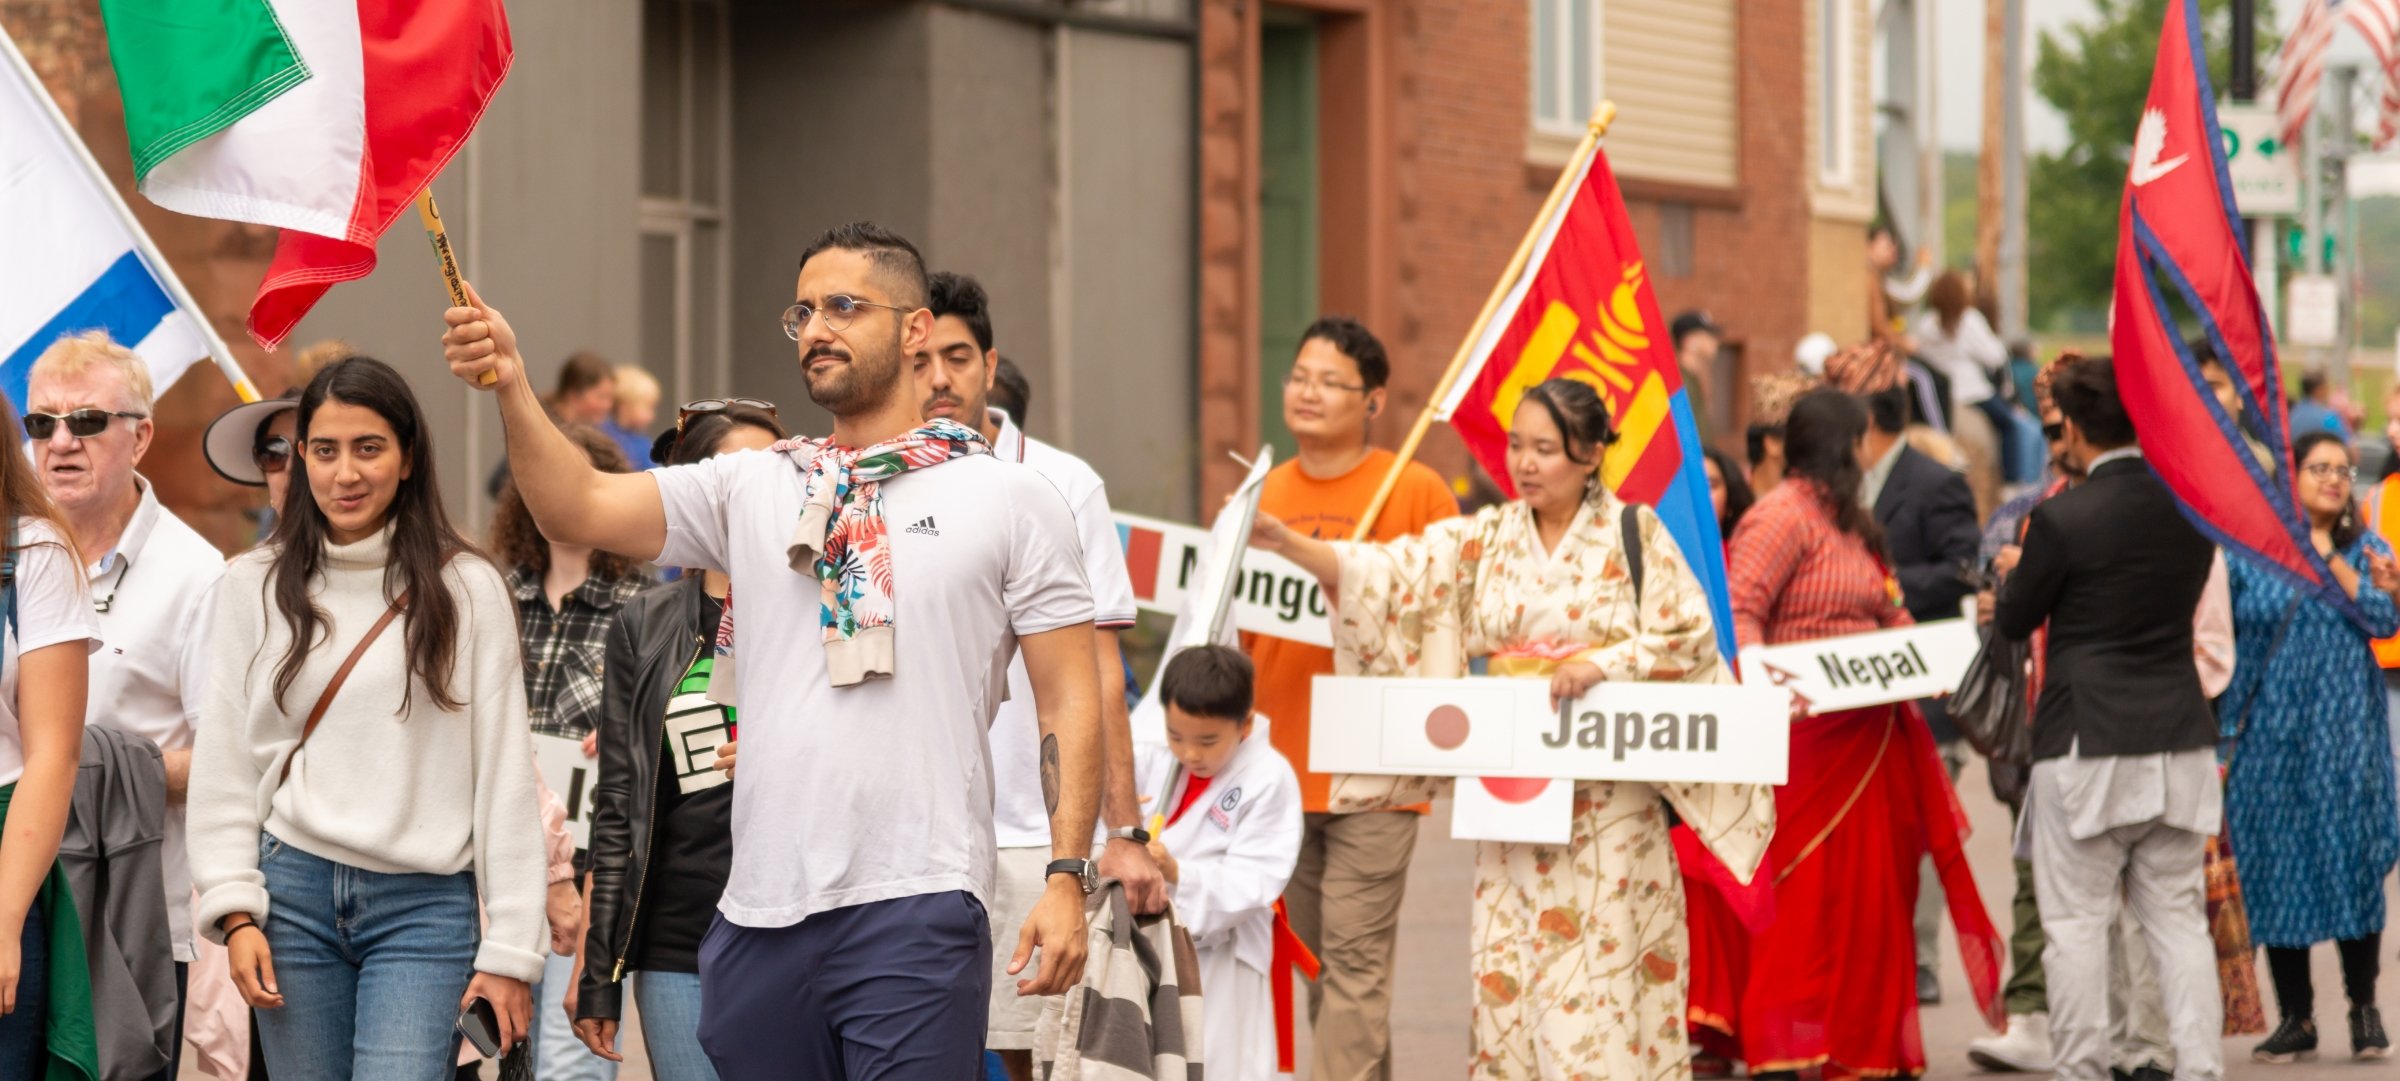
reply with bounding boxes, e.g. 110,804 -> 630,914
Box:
1145,646 -> 1304,1078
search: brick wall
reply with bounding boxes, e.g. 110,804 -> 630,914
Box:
5,0 -> 289,554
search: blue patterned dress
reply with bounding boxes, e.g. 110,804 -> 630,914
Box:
2223,537 -> 2400,947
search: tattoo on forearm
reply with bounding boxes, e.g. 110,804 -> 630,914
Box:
1041,734 -> 1061,817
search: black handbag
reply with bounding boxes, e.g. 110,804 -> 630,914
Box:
1952,620 -> 2031,767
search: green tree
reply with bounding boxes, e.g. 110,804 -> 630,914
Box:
2028,0 -> 2275,332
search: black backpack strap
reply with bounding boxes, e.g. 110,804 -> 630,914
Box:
3,518 -> 17,641
1620,503 -> 1644,603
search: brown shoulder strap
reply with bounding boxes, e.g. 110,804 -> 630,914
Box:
280,591 -> 410,785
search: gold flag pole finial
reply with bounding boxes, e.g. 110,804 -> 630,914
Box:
1588,100 -> 1618,139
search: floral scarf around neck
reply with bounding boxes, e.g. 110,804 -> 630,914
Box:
707,419 -> 988,699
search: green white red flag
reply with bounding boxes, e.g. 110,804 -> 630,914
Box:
96,0 -> 512,349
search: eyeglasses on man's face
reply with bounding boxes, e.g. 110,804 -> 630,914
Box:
23,408 -> 145,441
1284,372 -> 1367,396
781,295 -> 910,340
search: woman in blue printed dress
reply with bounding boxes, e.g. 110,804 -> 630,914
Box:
2224,430 -> 2400,1063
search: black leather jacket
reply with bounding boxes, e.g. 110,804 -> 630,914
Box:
577,576 -> 724,1020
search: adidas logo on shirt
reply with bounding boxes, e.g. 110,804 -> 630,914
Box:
905,516 -> 940,536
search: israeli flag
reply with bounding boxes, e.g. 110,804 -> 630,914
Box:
2,27 -> 223,417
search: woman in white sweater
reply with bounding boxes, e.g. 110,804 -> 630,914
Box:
190,357 -> 549,1079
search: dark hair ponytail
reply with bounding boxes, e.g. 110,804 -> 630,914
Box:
1783,389 -> 1885,553
267,356 -> 477,713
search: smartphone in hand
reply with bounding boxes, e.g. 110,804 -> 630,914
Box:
458,997 -> 503,1058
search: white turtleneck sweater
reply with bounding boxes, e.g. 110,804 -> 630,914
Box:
188,526 -> 548,982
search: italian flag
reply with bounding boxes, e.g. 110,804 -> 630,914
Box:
96,0 -> 512,349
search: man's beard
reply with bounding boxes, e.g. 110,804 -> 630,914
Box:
802,336 -> 903,417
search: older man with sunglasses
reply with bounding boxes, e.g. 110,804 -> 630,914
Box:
27,330 -> 227,1081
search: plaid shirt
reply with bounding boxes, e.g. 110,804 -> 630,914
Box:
1726,477 -> 1911,650
510,567 -> 651,738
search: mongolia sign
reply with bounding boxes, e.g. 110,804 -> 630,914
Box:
1116,510 -> 1331,648
1309,676 -> 1790,785
1736,620 -> 1978,715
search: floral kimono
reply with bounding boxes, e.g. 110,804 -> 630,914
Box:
1325,489 -> 1776,1080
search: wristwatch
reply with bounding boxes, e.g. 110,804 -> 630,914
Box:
1105,825 -> 1151,845
1046,857 -> 1097,895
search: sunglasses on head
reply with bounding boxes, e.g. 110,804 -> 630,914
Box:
676,398 -> 778,434
253,435 -> 292,476
23,409 -> 145,440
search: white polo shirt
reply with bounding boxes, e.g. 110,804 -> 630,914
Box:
652,444 -> 1095,927
986,412 -> 1138,848
85,479 -> 224,961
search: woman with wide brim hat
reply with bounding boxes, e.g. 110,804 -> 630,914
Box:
203,392 -> 300,535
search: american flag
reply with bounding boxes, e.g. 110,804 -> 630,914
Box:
2278,0 -> 2340,149
2282,0 -> 2400,150
2350,0 -> 2400,147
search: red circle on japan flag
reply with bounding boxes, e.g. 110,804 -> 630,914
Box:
1424,705 -> 1471,750
1479,777 -> 1553,804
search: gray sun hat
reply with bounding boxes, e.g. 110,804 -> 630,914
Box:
203,391 -> 300,486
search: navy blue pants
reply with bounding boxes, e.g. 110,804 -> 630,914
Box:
697,891 -> 992,1080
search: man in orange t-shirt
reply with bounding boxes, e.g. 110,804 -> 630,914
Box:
1252,316 -> 1456,1081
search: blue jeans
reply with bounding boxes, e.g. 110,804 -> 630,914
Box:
252,833 -> 478,1081
0,894 -> 46,1079
634,970 -> 721,1081
1979,395 -> 2049,485
532,951 -> 618,1081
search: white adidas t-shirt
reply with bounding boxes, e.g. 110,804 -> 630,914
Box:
987,414 -> 1138,848
653,446 -> 1096,927
0,518 -> 100,788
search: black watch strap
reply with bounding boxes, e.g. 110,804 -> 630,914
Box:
1045,858 -> 1090,880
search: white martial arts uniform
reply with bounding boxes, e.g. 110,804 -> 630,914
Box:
1149,728 -> 1303,1080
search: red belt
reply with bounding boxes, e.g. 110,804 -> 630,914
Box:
1271,898 -> 1320,1071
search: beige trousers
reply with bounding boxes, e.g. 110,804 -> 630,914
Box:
1282,810 -> 1420,1081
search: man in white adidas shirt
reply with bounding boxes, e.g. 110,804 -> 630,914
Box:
443,223 -> 1102,1080
921,271 -> 1164,1080
29,333 -> 225,1081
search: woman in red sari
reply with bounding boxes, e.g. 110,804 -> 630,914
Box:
1693,386 -> 2004,1078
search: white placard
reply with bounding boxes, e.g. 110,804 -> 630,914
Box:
663,692 -> 733,795
1309,676 -> 1791,785
2217,102 -> 2299,217
1736,620 -> 1978,715
2288,274 -> 2340,347
1115,510 -> 1331,649
531,732 -> 599,851
1128,450 -> 1278,747
1452,777 -> 1574,844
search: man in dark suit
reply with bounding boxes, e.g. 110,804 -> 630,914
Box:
1993,356 -> 2221,1081
1830,346 -> 1981,1004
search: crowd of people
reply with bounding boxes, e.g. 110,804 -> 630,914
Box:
0,212 -> 2393,1081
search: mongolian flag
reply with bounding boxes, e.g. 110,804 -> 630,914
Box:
2111,0 -> 2366,626
1436,146 -> 1735,659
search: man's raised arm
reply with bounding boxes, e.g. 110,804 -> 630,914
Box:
443,283 -> 669,561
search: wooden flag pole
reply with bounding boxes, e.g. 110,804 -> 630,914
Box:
415,188 -> 495,385
1346,99 -> 1616,542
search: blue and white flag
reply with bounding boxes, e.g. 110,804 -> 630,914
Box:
1,27 -> 227,416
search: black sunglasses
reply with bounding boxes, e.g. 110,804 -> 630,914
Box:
2041,421 -> 2064,442
24,409 -> 145,440
676,398 -> 778,434
253,435 -> 292,476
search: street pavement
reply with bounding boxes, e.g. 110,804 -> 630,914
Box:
341,751 -> 2400,1081
1345,753 -> 2400,1080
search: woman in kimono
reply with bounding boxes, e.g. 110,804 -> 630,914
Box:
1703,385 -> 2003,1079
1252,378 -> 1776,1079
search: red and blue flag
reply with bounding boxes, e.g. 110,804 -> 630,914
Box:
2113,0 -> 2366,626
1436,145 -> 1734,659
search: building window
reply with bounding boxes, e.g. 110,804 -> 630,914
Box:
641,0 -> 733,404
1530,0 -> 1603,137
1818,0 -> 1851,185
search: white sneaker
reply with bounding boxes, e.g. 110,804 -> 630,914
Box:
1968,1012 -> 2055,1073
